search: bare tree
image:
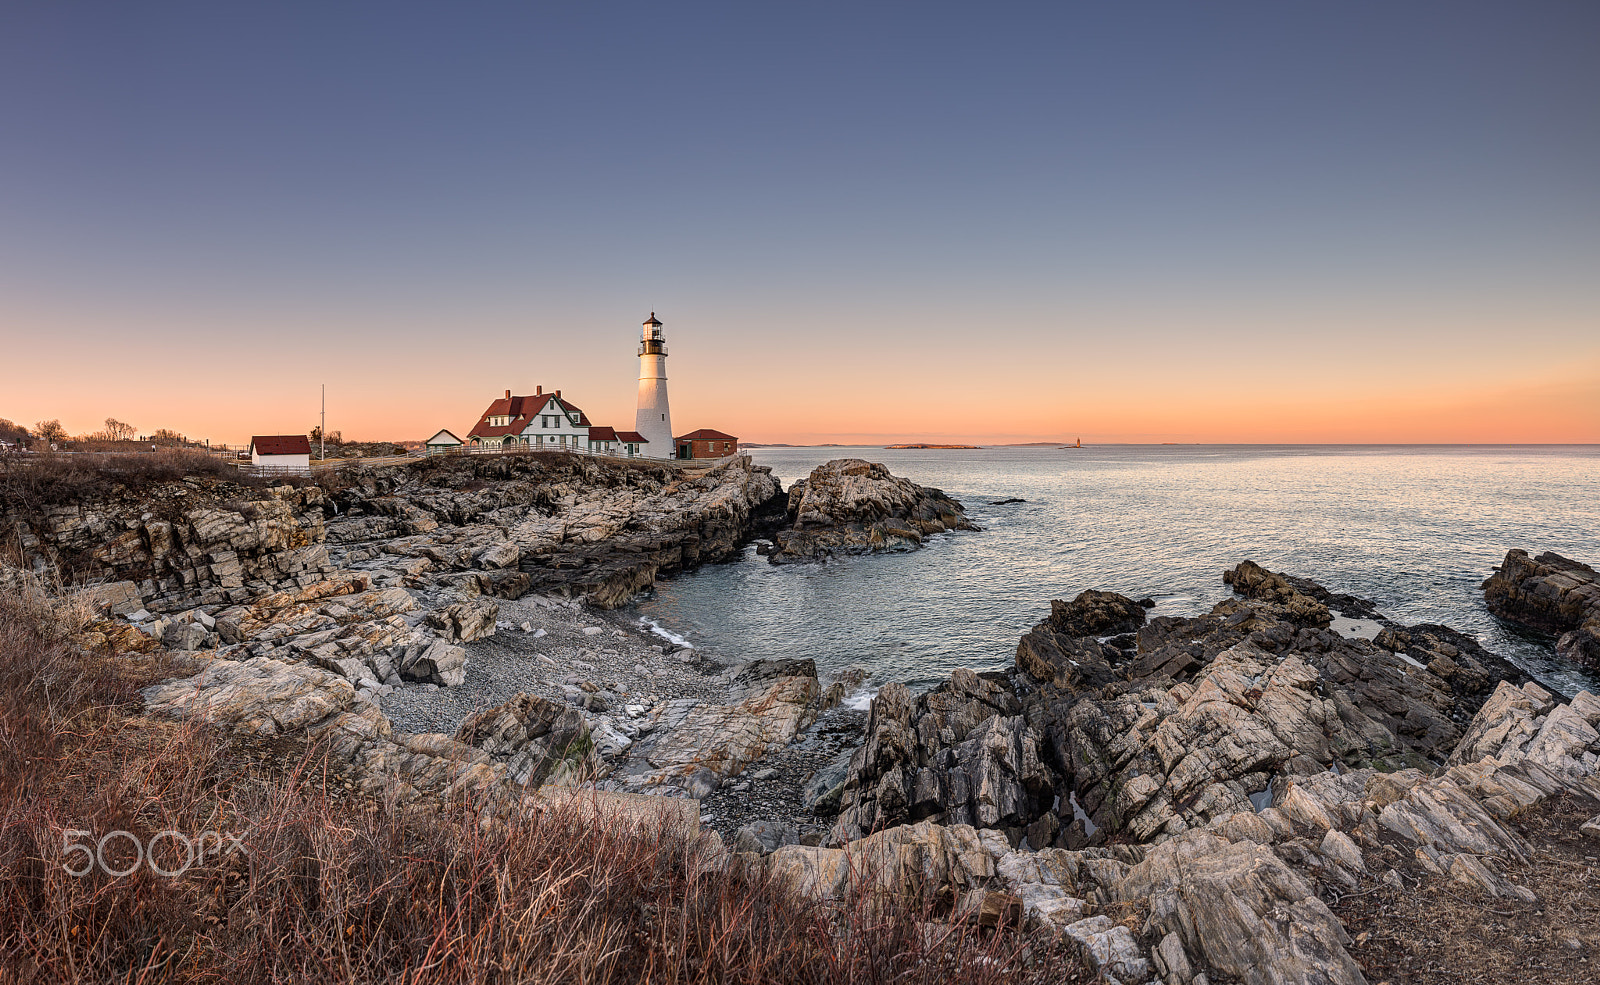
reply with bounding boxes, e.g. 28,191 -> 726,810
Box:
104,418 -> 136,442
150,428 -> 186,446
0,418 -> 28,446
33,420 -> 67,445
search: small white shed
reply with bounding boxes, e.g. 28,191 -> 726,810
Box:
426,429 -> 464,456
249,434 -> 312,472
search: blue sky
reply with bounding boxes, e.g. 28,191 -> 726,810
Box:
2,2 -> 1596,443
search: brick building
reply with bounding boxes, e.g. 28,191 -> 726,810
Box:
674,429 -> 738,460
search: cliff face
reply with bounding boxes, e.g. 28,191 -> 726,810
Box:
2,453 -> 785,695
6,453 -> 783,611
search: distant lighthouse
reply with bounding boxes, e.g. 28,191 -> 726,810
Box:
635,312 -> 674,458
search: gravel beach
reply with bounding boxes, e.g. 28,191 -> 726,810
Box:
378,588 -> 868,840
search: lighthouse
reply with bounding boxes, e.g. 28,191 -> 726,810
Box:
635,313 -> 674,458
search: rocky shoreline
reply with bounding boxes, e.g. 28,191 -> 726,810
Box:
7,451 -> 1599,985
4,452 -> 969,832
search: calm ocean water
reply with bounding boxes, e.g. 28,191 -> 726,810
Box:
631,446 -> 1600,698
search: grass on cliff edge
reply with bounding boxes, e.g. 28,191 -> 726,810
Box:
0,594 -> 1090,985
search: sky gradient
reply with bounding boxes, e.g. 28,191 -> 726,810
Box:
2,2 -> 1597,445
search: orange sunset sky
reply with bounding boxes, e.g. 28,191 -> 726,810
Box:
2,5 -> 1597,446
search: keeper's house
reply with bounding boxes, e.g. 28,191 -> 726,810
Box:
674,429 -> 738,460
464,386 -> 650,457
249,434 -> 312,472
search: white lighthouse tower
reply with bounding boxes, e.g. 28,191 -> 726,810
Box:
635,312 -> 674,458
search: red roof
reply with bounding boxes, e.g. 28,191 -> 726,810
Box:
251,435 -> 311,456
614,431 -> 649,443
467,391 -> 591,439
675,429 -> 737,441
587,426 -> 618,442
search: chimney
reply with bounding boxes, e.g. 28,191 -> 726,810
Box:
555,389 -> 561,398
536,385 -> 542,395
504,389 -> 511,399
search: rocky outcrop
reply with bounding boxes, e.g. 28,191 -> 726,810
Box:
832,669 -> 1053,843
425,598 -> 499,642
137,656 -> 625,805
766,459 -> 975,563
611,659 -> 821,796
1222,559 -> 1332,627
766,819 -> 998,901
1015,591 -> 1150,688
829,563 -> 1545,861
1447,678 -> 1600,776
783,671 -> 1600,985
1483,549 -> 1600,669
454,691 -> 599,787
8,453 -> 783,616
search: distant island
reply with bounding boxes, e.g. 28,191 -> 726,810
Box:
884,443 -> 982,449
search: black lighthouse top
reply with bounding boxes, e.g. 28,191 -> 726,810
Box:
640,312 -> 667,355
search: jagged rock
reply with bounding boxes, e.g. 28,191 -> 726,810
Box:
994,849 -> 1091,930
731,820 -> 822,855
1115,832 -> 1364,985
1063,915 -> 1152,984
1447,679 -> 1600,777
618,659 -> 820,790
394,639 -> 468,686
1049,590 -> 1151,638
1015,591 -> 1148,687
1483,549 -> 1600,669
427,598 -> 499,642
162,619 -> 212,651
801,750 -> 854,814
768,459 -> 975,563
454,691 -> 597,787
817,666 -> 868,711
1154,932 -> 1195,984
588,716 -> 635,760
472,539 -> 521,570
81,580 -> 143,616
767,820 -> 995,901
845,562 -> 1537,855
833,669 -> 1050,843
1223,560 -> 1332,627
142,656 -> 362,737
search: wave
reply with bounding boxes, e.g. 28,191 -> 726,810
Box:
637,617 -> 694,649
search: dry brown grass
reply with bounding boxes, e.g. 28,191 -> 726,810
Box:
0,595 -> 1090,985
0,449 -> 275,515
1334,793 -> 1600,984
